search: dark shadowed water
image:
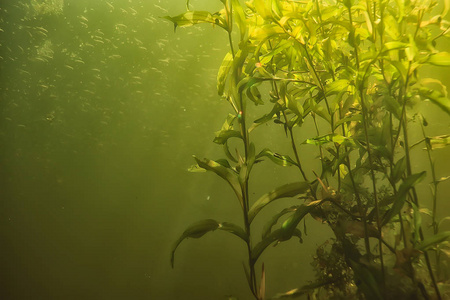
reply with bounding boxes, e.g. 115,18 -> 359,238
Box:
1,1 -> 450,299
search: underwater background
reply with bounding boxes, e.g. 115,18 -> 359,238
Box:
1,0 -> 450,299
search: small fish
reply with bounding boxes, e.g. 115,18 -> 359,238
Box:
106,2 -> 114,10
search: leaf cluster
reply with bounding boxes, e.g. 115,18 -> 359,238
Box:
164,0 -> 450,299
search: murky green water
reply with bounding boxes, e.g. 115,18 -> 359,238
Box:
1,1 -> 450,299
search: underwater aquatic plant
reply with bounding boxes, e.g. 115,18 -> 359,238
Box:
166,0 -> 450,299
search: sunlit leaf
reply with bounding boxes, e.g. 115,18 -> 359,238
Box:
325,79 -> 350,96
248,182 -> 310,223
427,52 -> 450,66
254,0 -> 272,19
427,135 -> 450,149
231,0 -> 247,39
333,114 -> 362,129
217,52 -> 234,96
383,41 -> 408,52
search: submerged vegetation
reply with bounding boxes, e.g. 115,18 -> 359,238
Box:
166,0 -> 450,299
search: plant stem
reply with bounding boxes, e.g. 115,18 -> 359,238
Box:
347,2 -> 385,289
225,1 -> 257,297
421,123 -> 441,279
271,80 -> 308,182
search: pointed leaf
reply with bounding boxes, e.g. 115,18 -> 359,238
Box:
251,229 -> 285,263
214,130 -> 242,144
427,52 -> 450,66
348,259 -> 383,300
391,156 -> 406,184
170,219 -> 249,268
219,222 -> 248,242
217,52 -> 234,96
171,219 -> 219,267
325,79 -> 350,96
262,206 -> 299,239
248,182 -> 310,223
418,87 -> 450,116
256,149 -> 298,167
252,102 -> 283,125
251,202 -> 321,262
194,157 -> 243,205
416,231 -> 450,251
382,172 -> 426,226
231,0 -> 247,39
428,135 -> 450,149
280,201 -> 321,239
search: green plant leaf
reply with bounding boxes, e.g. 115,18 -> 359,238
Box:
163,11 -> 226,32
438,217 -> 450,229
231,0 -> 247,39
254,0 -> 272,19
416,231 -> 450,251
171,219 -> 219,267
248,182 -> 310,223
304,133 -> 353,146
418,87 -> 450,116
194,157 -> 243,206
171,219 -> 248,267
251,227 -> 305,263
382,172 -> 426,226
237,76 -> 266,94
217,52 -> 234,96
252,102 -> 283,126
348,259 -> 383,300
382,41 -> 408,52
256,149 -> 297,167
219,222 -> 249,242
280,201 -> 321,239
246,85 -> 264,105
251,202 -> 321,262
427,52 -> 450,66
391,156 -> 406,184
251,229 -> 284,263
262,206 -> 299,239
214,130 -> 242,144
333,114 -> 362,129
427,135 -> 450,149
325,79 -> 350,96
383,95 -> 402,119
